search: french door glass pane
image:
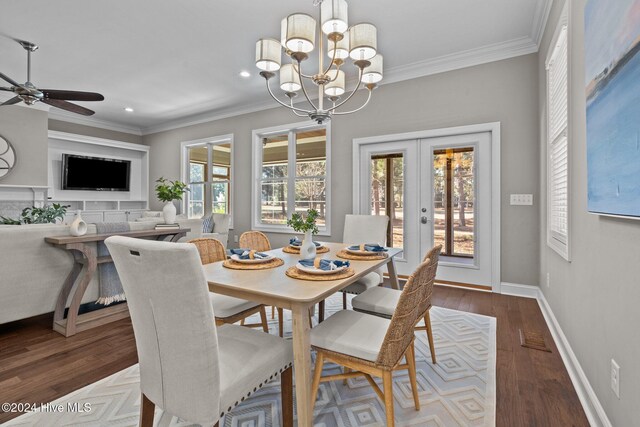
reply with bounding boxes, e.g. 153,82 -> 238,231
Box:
432,148 -> 475,257
211,181 -> 229,214
370,155 -> 404,249
188,183 -> 205,218
261,181 -> 287,224
295,178 -> 326,226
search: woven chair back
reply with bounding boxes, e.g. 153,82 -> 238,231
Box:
189,238 -> 227,265
239,231 -> 272,252
376,257 -> 439,368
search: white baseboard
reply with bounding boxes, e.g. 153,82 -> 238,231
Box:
499,282 -> 612,427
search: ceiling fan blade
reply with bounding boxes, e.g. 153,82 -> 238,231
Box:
41,89 -> 104,102
1,96 -> 22,106
0,71 -> 21,87
42,99 -> 95,116
0,87 -> 14,92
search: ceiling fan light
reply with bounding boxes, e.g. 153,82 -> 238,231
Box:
285,14 -> 316,53
321,0 -> 348,35
255,39 -> 282,71
324,69 -> 345,96
280,64 -> 302,92
349,23 -> 377,60
362,54 -> 383,83
327,32 -> 350,60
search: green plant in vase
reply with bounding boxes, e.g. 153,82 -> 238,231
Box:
287,209 -> 319,259
155,177 -> 189,224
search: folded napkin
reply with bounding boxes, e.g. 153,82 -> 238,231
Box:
348,243 -> 388,252
230,248 -> 270,260
299,258 -> 350,271
290,237 -> 321,247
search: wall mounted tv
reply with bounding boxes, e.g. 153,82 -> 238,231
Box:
62,154 -> 131,191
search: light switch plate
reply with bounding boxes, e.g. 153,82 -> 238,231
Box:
510,194 -> 534,206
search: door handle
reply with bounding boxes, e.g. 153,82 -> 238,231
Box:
421,216 -> 428,224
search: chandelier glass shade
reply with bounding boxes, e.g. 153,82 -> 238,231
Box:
255,0 -> 383,124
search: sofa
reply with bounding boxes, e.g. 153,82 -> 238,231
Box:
0,217 -> 203,325
136,212 -> 230,248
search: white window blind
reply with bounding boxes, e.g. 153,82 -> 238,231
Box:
547,25 -> 569,259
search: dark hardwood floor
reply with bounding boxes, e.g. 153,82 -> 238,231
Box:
0,286 -> 589,426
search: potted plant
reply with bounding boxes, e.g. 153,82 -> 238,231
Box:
155,177 -> 189,224
0,203 -> 69,225
287,208 -> 319,259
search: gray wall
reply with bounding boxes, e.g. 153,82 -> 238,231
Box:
0,107 -> 48,186
539,1 -> 640,425
48,119 -> 143,144
143,54 -> 540,286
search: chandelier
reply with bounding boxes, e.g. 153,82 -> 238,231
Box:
255,0 -> 383,124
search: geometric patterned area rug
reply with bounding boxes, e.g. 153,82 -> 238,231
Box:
4,294 -> 496,427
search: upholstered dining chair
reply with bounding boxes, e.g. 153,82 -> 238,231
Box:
189,238 -> 269,333
318,214 -> 389,319
238,231 -> 286,336
351,244 -> 442,363
310,257 -> 438,427
105,236 -> 293,427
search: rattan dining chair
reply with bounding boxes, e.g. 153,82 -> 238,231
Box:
310,258 -> 439,426
189,238 -> 269,332
352,244 -> 442,363
237,231 -> 286,336
105,236 -> 293,427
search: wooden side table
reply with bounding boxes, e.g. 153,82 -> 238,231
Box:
45,228 -> 189,337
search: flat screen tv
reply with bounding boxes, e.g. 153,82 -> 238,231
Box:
62,154 -> 131,191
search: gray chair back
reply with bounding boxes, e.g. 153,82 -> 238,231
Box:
105,236 -> 221,425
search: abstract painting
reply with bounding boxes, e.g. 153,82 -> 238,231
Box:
586,0 -> 640,218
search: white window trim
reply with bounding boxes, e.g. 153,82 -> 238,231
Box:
251,120 -> 332,236
545,5 -> 570,261
180,134 -> 234,229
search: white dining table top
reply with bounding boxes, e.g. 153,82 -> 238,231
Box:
203,242 -> 402,307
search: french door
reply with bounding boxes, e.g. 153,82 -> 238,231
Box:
357,131 -> 495,288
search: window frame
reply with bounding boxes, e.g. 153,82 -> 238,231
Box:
545,7 -> 570,261
252,121 -> 332,236
180,134 -> 234,228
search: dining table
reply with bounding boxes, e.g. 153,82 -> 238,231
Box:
202,241 -> 402,427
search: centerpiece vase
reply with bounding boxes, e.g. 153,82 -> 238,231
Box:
300,229 -> 316,260
162,201 -> 177,224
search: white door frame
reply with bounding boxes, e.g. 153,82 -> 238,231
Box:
352,122 -> 501,293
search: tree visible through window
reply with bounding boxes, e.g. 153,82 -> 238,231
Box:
370,154 -> 404,249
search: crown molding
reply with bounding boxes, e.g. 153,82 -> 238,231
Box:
531,0 -> 554,48
48,109 -> 143,136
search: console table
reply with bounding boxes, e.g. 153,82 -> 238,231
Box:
45,228 -> 190,337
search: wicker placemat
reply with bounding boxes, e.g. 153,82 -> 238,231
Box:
336,249 -> 388,261
285,266 -> 355,281
222,258 -> 284,270
282,245 -> 330,254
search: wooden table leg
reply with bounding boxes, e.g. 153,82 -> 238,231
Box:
53,261 -> 82,327
387,258 -> 400,290
291,303 -> 313,427
63,243 -> 97,337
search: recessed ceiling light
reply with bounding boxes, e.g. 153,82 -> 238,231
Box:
239,71 -> 251,78
124,107 -> 134,112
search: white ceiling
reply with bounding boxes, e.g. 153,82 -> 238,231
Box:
0,0 -> 551,135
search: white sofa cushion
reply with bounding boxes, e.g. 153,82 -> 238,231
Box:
208,293 -> 260,319
351,286 -> 400,319
217,324 -> 293,414
310,310 -> 390,362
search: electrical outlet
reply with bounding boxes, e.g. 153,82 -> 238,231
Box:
510,194 -> 534,205
611,359 -> 620,398
546,272 -> 550,288
233,234 -> 239,243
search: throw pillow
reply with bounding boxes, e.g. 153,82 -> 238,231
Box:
202,213 -> 215,233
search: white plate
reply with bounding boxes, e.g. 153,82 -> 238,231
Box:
230,253 -> 274,264
345,246 -> 386,255
296,262 -> 347,275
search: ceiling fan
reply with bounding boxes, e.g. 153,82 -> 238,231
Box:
0,40 -> 104,116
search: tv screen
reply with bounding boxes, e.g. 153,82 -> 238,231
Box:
62,154 -> 131,191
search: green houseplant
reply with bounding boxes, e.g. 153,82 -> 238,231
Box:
155,177 -> 189,224
287,208 -> 319,259
0,203 -> 69,225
